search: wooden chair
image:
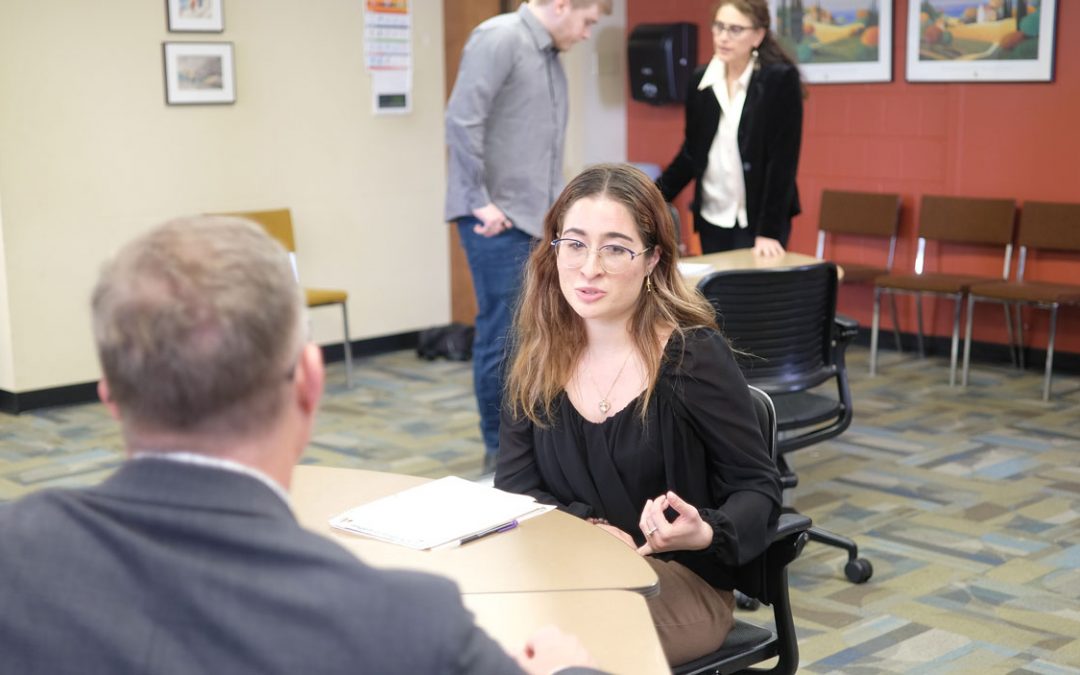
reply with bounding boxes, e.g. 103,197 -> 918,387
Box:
815,189 -> 903,350
673,386 -> 811,675
962,201 -> 1080,400
227,209 -> 353,388
870,195 -> 1016,386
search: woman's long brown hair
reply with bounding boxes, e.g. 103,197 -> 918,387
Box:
505,163 -> 718,427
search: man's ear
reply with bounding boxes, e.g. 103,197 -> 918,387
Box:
293,343 -> 325,416
97,379 -> 122,421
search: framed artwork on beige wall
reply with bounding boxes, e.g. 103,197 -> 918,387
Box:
166,0 -> 225,33
906,0 -> 1056,82
768,0 -> 894,83
163,42 -> 236,105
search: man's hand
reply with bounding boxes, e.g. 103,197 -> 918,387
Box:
636,491 -> 713,556
516,625 -> 595,675
472,203 -> 512,238
753,236 -> 785,257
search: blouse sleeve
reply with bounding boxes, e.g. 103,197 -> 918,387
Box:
656,67 -> 707,203
494,406 -> 595,519
674,330 -> 783,567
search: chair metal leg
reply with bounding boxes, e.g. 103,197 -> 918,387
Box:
870,287 -> 882,376
888,291 -> 903,353
1044,305 -> 1058,401
949,293 -> 963,387
915,293 -> 926,358
341,302 -> 353,389
1003,302 -> 1017,368
1015,304 -> 1026,370
962,294 -> 975,387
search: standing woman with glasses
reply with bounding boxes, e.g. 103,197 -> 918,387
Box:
496,164 -> 781,667
657,0 -> 805,256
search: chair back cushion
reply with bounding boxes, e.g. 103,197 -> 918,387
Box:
819,190 -> 900,237
919,195 -> 1015,245
697,263 -> 838,393
1018,201 -> 1080,252
226,209 -> 296,252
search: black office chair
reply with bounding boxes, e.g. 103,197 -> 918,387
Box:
675,386 -> 810,675
697,263 -> 873,584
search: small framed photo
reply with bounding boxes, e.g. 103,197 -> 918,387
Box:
906,0 -> 1057,82
163,42 -> 236,105
166,0 -> 224,33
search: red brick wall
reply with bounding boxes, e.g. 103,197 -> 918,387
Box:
627,0 -> 1080,355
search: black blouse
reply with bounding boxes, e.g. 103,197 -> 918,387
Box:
496,328 -> 782,590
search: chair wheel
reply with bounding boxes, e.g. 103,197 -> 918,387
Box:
734,590 -> 760,611
844,558 -> 873,584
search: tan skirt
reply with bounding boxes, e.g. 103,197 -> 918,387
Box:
644,556 -> 736,667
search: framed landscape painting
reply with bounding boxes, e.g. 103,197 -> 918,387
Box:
907,0 -> 1057,82
163,42 -> 236,105
770,0 -> 893,83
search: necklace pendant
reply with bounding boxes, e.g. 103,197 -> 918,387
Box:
598,399 -> 611,414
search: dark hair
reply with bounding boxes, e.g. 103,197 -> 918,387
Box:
712,0 -> 808,98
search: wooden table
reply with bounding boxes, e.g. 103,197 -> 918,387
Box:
290,465 -> 659,596
678,249 -> 840,286
464,590 -> 668,675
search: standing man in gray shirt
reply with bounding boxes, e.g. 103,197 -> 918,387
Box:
445,0 -> 611,473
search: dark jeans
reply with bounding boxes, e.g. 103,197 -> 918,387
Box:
455,217 -> 536,460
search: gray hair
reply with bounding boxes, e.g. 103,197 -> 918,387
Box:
92,215 -> 305,436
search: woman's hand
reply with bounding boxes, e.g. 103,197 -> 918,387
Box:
636,491 -> 713,556
753,236 -> 785,257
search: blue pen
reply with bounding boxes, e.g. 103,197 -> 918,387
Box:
457,520 -> 518,547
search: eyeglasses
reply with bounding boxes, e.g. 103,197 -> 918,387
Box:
551,238 -> 651,275
711,21 -> 755,38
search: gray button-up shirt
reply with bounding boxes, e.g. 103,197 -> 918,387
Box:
444,4 -> 568,239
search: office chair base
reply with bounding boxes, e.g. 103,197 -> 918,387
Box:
844,558 -> 874,584
807,526 -> 873,584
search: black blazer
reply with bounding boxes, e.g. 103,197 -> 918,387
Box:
657,61 -> 803,245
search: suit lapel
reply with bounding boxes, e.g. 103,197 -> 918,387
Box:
738,69 -> 765,156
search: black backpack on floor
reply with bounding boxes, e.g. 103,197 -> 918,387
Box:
417,323 -> 475,361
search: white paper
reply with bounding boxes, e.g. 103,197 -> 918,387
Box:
329,476 -> 554,550
677,262 -> 713,276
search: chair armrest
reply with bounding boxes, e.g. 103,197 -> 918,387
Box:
834,314 -> 860,344
772,512 -> 812,543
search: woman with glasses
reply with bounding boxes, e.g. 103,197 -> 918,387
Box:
657,0 -> 804,257
495,164 -> 781,666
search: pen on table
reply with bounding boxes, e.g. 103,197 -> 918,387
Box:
457,520 -> 518,547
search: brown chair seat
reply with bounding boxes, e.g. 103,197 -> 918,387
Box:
968,280 -> 1080,304
870,194 -> 1017,387
834,262 -> 887,284
874,272 -> 992,295
962,201 -> 1080,401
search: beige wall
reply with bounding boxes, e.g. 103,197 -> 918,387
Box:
0,1 -> 449,392
563,0 -> 627,175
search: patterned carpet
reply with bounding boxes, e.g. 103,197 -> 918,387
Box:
2,346 -> 1079,673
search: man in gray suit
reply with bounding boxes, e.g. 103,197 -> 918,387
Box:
0,216 -> 597,674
